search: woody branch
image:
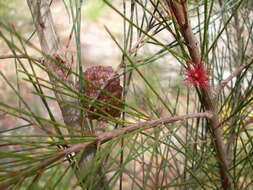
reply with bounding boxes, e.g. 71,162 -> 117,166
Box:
166,0 -> 233,189
0,112 -> 212,189
215,57 -> 253,95
25,1 -> 111,189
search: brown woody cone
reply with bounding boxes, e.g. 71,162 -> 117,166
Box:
81,66 -> 122,120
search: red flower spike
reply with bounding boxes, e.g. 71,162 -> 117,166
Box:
183,62 -> 210,88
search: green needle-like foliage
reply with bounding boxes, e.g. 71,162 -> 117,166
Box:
0,0 -> 252,189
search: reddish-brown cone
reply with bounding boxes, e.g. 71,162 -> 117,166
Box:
81,66 -> 122,120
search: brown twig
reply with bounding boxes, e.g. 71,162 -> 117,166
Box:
0,54 -> 42,63
166,0 -> 233,189
215,57 -> 253,96
0,112 -> 212,190
166,0 -> 201,62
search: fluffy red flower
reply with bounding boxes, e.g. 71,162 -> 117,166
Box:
183,62 -> 210,88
